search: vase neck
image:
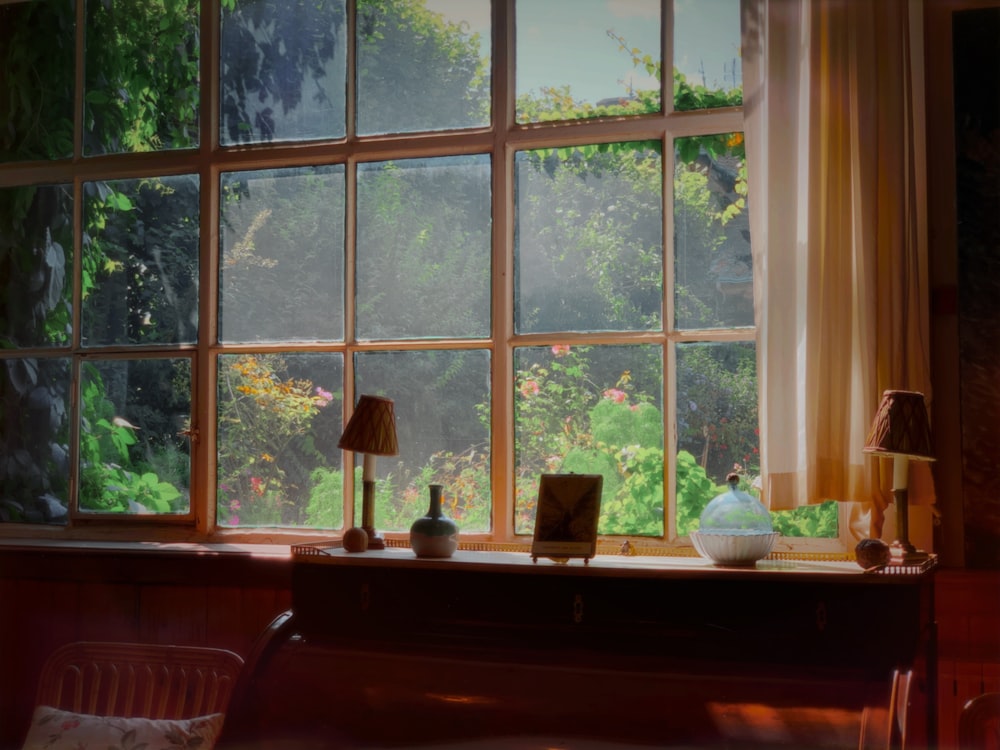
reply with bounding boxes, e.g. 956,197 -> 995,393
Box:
426,484 -> 444,518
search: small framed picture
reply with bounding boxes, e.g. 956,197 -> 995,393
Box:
530,473 -> 603,564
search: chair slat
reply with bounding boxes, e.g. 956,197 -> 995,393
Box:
34,641 -> 244,720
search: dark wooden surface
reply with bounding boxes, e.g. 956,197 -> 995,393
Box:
2,543 -> 996,748
293,549 -> 932,673
0,542 -> 292,750
229,549 -> 938,748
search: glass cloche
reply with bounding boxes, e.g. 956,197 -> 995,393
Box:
691,472 -> 778,565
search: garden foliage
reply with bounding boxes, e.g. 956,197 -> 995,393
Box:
0,0 -> 834,540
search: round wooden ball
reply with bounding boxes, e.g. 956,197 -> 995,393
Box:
855,538 -> 891,569
343,527 -> 369,553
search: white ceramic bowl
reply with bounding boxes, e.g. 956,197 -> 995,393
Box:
690,531 -> 779,566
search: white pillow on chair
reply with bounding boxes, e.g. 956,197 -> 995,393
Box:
21,705 -> 225,750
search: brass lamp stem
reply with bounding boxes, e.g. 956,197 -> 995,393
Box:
892,487 -> 914,553
891,486 -> 927,565
360,453 -> 384,549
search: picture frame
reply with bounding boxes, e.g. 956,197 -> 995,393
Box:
530,473 -> 603,564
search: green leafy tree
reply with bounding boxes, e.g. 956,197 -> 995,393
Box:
220,0 -> 346,143
0,0 -> 75,162
78,362 -> 186,514
1,0 -> 349,522
1,0 -> 792,539
220,167 -> 346,342
356,158 -> 490,339
676,344 -> 759,481
357,0 -> 489,132
84,0 -> 200,153
516,143 -> 664,333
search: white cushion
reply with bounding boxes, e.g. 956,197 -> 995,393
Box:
21,705 -> 224,750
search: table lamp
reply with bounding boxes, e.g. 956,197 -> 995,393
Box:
863,389 -> 935,565
338,394 -> 398,550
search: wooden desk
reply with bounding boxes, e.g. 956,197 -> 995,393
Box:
232,549 -> 937,749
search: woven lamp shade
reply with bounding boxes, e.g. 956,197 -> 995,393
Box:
338,395 -> 398,456
863,390 -> 934,461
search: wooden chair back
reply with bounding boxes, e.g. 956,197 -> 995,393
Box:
959,692 -> 1000,750
858,668 -> 913,750
35,641 -> 244,719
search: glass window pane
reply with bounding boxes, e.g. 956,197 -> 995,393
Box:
0,356 -> 71,524
514,344 -> 663,537
0,185 -> 74,348
217,353 -> 343,528
673,0 -> 742,111
84,0 -> 200,154
220,166 -> 345,343
221,0 -> 347,146
516,0 -> 660,123
79,358 -> 191,515
82,175 -> 200,347
674,132 -> 751,329
0,0 -> 75,162
357,0 -> 490,135
355,349 -> 491,533
356,156 -> 491,340
675,341 -> 757,536
515,143 -> 663,334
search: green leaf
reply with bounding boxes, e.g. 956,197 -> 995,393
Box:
108,192 -> 133,211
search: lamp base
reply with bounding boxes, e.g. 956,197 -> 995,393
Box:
359,477 -> 385,550
363,527 -> 385,550
890,541 -> 930,566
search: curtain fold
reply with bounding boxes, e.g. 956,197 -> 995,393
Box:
741,0 -> 934,538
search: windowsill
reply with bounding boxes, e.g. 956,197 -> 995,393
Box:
290,542 -> 936,582
0,535 -> 938,591
0,536 -> 292,558
0,537 -> 294,587
0,527 -> 853,559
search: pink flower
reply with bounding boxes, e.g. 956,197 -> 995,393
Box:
228,514 -> 240,526
603,388 -> 627,404
551,345 -> 571,358
314,386 -> 333,407
229,499 -> 241,511
520,379 -> 540,398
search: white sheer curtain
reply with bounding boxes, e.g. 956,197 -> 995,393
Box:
741,0 -> 935,537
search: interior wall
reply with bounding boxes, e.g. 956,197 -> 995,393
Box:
951,5 -> 1000,568
925,0 -> 1000,568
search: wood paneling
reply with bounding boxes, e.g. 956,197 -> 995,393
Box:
1,547 -> 997,749
76,582 -> 141,642
935,569 -> 1000,748
0,544 -> 291,750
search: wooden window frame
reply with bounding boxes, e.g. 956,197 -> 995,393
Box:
0,0 -> 857,556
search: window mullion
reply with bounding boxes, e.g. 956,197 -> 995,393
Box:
663,131 -> 676,543
192,0 -> 222,533
342,155 -> 359,530
74,0 -> 86,160
68,0 -> 84,520
490,0 -> 515,539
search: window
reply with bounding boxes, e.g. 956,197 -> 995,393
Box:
0,0 -> 839,548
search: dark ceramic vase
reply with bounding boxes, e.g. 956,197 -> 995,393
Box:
409,484 -> 459,558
